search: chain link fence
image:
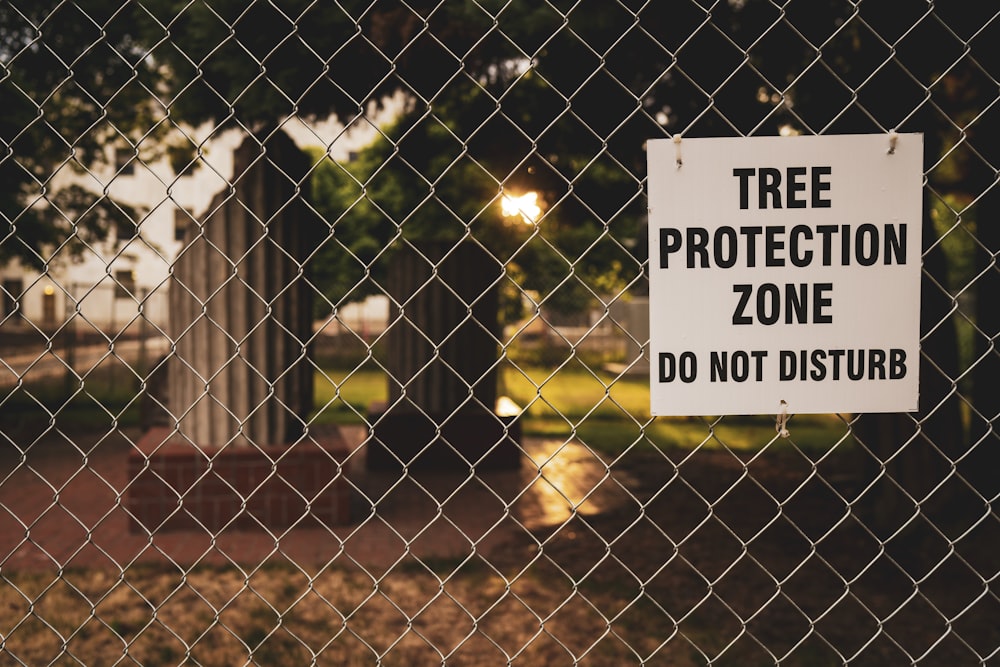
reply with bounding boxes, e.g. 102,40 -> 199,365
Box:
2,1 -> 998,664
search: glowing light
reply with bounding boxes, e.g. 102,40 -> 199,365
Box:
43,285 -> 55,296
501,191 -> 541,224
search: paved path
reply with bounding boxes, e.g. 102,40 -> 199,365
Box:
0,425 -> 631,572
0,337 -> 170,387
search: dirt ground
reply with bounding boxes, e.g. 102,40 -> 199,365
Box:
1,426 -> 997,666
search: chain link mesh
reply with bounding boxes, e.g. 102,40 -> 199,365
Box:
2,1 -> 998,664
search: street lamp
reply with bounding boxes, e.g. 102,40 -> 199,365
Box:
501,190 -> 542,225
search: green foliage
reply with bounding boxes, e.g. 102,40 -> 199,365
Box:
136,1 -> 369,133
1,2 -> 153,267
311,363 -> 386,424
3,184 -> 140,269
0,368 -> 142,439
307,147 -> 392,310
308,71 -> 648,316
309,360 -> 848,454
6,1 -> 993,274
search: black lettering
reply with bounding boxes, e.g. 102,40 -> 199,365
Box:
740,226 -> 763,268
751,350 -> 767,381
679,352 -> 697,383
711,350 -> 767,382
869,348 -> 886,379
816,225 -> 837,266
810,349 -> 827,381
841,224 -> 851,265
828,349 -> 845,380
711,351 -> 727,382
787,167 -> 807,208
659,228 -> 682,268
779,350 -> 796,380
733,285 -> 753,325
856,223 -> 879,266
785,283 -> 807,324
812,166 -> 832,208
789,225 -> 813,267
731,351 -> 749,382
658,352 -> 676,382
760,167 -> 782,209
890,349 -> 907,379
659,352 -> 696,383
688,227 -> 709,268
732,166 -> 832,210
757,283 -> 780,325
730,283 -> 833,325
847,349 -> 865,380
765,226 -> 785,267
771,348 -> 906,382
734,168 -> 755,210
814,283 -> 833,324
715,226 -> 738,268
885,224 -> 906,265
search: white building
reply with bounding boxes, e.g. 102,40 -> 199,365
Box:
1,101 -> 401,336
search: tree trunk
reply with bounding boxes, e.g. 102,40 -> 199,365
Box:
968,180 -> 1000,502
854,195 -> 963,534
368,240 -> 521,470
168,130 -> 316,448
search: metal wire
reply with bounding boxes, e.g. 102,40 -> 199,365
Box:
1,1 -> 998,664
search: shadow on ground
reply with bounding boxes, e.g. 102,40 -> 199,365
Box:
1,426 -> 997,665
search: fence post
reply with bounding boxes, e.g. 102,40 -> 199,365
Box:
63,282 -> 77,398
137,286 -> 148,394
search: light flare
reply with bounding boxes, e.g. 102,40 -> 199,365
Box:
501,191 -> 541,224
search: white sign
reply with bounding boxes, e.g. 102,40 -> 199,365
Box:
647,134 -> 923,415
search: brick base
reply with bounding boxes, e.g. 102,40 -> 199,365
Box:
127,426 -> 351,533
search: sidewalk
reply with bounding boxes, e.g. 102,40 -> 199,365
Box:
0,336 -> 170,387
0,425 -> 629,573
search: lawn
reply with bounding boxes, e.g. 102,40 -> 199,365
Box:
1,353 -> 851,457
312,360 -> 852,455
0,356 -> 144,436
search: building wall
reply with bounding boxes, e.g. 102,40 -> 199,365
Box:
1,96 -> 403,334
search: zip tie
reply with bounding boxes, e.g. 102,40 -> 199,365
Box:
775,400 -> 790,439
673,134 -> 683,168
887,130 -> 899,155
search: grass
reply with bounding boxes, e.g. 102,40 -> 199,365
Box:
1,356 -> 851,457
312,360 -> 852,455
0,361 -> 143,437
0,360 -> 974,667
0,560 -> 734,666
312,363 -> 386,423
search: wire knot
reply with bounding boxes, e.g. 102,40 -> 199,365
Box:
775,400 -> 790,439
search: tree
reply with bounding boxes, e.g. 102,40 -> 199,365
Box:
307,88 -> 644,320
136,0 -> 651,320
9,1 -> 991,486
707,0 -> 996,527
301,0 -> 994,503
1,2 -> 151,269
